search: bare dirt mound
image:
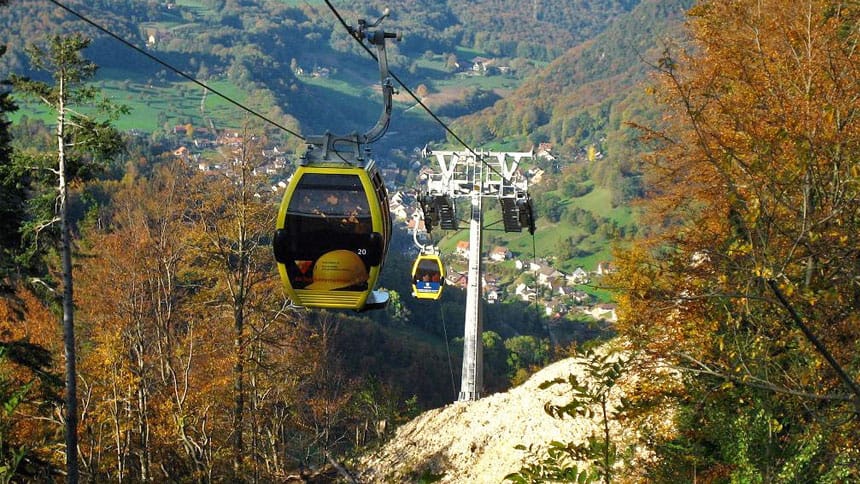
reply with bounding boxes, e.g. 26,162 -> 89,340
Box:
356,355 -> 621,483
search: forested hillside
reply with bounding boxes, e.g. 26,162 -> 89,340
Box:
5,0 -> 859,482
454,0 -> 694,200
0,0 -> 645,153
0,1 -> 644,479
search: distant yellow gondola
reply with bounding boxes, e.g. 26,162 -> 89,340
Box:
273,163 -> 391,311
411,253 -> 445,300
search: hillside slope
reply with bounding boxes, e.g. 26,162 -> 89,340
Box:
453,0 -> 694,159
355,350 -> 639,483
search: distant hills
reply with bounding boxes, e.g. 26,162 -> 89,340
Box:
2,0 -> 651,143
372,0 -> 642,60
453,0 -> 694,173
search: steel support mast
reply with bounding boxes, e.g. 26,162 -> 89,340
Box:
460,159 -> 484,401
420,149 -> 535,401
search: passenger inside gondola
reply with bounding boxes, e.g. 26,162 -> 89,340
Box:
414,259 -> 442,293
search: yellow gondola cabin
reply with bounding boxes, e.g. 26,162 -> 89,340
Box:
411,253 -> 445,300
273,163 -> 391,310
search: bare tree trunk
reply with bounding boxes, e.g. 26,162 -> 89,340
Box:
232,306 -> 245,481
133,318 -> 152,482
58,75 -> 80,484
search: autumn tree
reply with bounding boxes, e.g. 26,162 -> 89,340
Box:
612,0 -> 860,480
183,127 -> 290,480
72,137 -> 370,480
10,34 -> 124,483
75,161 -> 203,481
0,288 -> 63,481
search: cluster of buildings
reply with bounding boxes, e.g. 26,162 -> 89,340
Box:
514,260 -> 618,321
171,127 -> 291,180
448,239 -> 617,322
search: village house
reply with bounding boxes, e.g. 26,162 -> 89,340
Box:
569,290 -> 591,305
198,161 -> 222,172
388,192 -> 412,221
545,299 -> 568,318
445,269 -> 467,289
489,246 -> 512,262
534,142 -> 556,161
514,283 -> 537,303
537,265 -> 565,289
551,279 -> 569,297
252,163 -> 280,176
596,261 -> 617,275
218,132 -> 244,148
261,146 -> 283,159
145,28 -> 172,47
568,267 -> 589,284
470,56 -> 493,73
455,241 -> 470,258
482,274 -> 499,291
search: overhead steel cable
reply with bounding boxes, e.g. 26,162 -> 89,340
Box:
45,0 -> 305,141
322,0 -> 516,186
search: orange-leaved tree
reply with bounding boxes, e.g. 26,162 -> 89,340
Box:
76,161 -> 212,480
0,285 -> 63,480
183,127 -> 293,480
612,0 -> 860,481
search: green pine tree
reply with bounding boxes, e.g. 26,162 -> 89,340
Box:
10,33 -> 125,484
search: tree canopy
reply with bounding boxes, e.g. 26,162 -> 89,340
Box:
611,0 -> 860,480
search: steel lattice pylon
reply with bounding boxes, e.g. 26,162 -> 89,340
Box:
419,149 -> 535,401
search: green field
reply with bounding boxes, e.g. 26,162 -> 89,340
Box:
103,77 -> 253,131
273,0 -> 325,5
301,75 -> 369,99
413,56 -> 448,74
173,0 -> 216,19
174,0 -> 209,7
434,73 -> 519,92
10,68 -> 255,133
